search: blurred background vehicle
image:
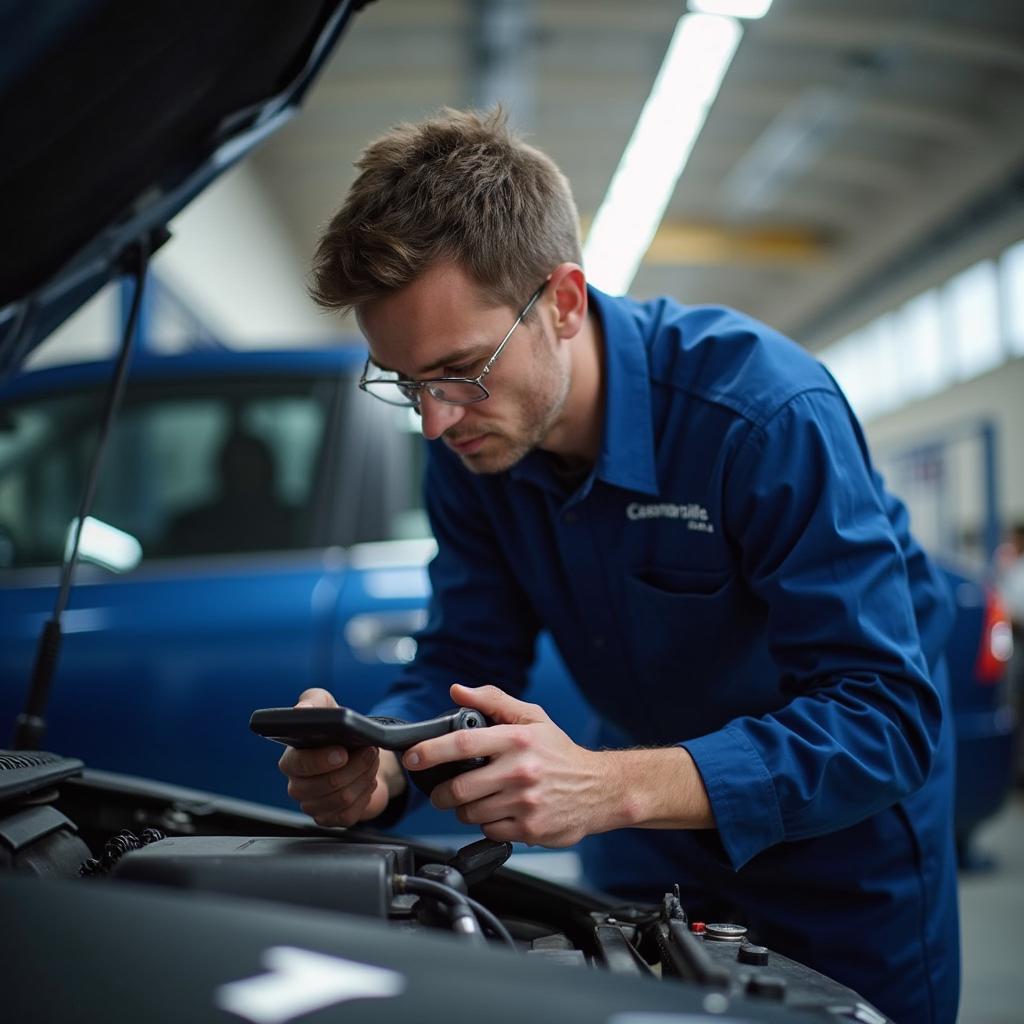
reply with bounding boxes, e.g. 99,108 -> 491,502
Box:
941,560 -> 1017,865
0,347 -> 1013,851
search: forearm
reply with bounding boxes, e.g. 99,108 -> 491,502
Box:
595,746 -> 714,833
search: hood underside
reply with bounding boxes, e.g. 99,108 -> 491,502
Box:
0,0 -> 363,377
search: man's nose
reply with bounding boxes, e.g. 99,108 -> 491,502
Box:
418,391 -> 466,440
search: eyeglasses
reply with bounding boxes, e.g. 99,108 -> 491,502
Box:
358,281 -> 547,408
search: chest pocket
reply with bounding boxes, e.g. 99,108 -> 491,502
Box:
624,566 -> 757,698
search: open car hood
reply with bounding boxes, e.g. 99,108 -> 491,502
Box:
0,0 -> 367,378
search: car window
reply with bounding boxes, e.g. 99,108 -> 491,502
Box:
343,399 -> 431,547
0,376 -> 338,569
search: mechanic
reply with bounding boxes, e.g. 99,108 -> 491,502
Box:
280,108 -> 959,1024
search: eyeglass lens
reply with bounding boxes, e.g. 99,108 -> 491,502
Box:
362,379 -> 487,407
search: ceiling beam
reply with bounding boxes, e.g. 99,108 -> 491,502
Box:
578,218 -> 830,267
758,14 -> 1024,73
715,86 -> 991,145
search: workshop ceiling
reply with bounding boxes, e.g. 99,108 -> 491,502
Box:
251,0 -> 1024,349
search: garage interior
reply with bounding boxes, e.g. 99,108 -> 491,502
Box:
6,2 -> 1024,1022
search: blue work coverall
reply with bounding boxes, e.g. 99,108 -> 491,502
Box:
372,286 -> 960,1023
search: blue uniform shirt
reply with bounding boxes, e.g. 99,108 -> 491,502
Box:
373,286 -> 960,1023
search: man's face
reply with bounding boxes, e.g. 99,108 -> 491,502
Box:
357,263 -> 570,475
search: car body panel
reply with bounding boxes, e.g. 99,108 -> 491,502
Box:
942,563 -> 1018,836
0,556 -> 337,796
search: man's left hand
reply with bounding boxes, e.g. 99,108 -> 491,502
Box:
403,683 -> 605,847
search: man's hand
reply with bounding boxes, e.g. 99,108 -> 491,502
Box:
277,688 -> 406,828
404,683 -> 607,846
405,683 -> 715,846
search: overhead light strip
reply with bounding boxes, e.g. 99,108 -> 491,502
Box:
689,0 -> 773,18
582,12 -> 748,295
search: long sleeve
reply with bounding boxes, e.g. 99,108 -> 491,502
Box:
682,388 -> 947,869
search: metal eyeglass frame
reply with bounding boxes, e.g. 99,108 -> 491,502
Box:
358,280 -> 547,408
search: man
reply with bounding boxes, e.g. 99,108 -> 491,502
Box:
280,108 -> 959,1023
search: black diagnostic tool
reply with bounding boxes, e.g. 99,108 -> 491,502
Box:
249,705 -> 491,796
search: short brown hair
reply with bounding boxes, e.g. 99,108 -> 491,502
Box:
309,107 -> 581,314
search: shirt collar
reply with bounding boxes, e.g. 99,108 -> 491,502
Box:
587,285 -> 659,495
509,284 -> 659,498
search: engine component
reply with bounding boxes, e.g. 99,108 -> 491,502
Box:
446,835 -> 512,885
80,828 -> 164,878
0,803 -> 90,876
111,836 -> 412,919
0,750 -> 83,802
0,750 -> 90,876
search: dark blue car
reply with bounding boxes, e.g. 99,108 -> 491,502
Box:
0,348 -> 1014,852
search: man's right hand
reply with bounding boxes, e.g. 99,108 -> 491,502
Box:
277,688 -> 406,827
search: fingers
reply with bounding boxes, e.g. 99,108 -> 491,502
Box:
286,747 -> 384,827
287,747 -> 379,802
451,789 -> 511,825
480,819 -> 520,844
279,742 -> 355,779
277,688 -> 349,779
274,689 -> 392,827
298,764 -> 379,822
430,761 -> 505,811
429,750 -> 542,812
403,684 -> 552,772
294,688 -> 339,709
450,683 -> 548,726
403,722 -> 528,774
305,778 -> 380,829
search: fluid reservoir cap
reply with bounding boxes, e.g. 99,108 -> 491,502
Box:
737,942 -> 769,965
705,922 -> 747,941
690,921 -> 706,934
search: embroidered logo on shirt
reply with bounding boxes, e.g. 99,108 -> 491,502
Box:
625,501 -> 714,533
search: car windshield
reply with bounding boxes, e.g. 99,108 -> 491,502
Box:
0,377 -> 337,569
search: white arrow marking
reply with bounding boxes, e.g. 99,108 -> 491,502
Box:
215,946 -> 406,1024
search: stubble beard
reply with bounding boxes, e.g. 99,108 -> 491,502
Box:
454,342 -> 570,476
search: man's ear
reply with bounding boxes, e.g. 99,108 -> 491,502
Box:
547,263 -> 588,340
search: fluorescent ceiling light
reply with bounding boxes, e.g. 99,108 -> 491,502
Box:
689,0 -> 773,18
583,13 -> 743,295
65,516 -> 143,573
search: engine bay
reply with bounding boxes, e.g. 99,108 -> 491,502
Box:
0,749 -> 891,1023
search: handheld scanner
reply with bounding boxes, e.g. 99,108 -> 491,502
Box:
249,705 -> 490,796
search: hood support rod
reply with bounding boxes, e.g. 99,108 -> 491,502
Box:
12,241 -> 150,751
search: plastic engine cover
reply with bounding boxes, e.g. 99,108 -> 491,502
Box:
111,836 -> 412,918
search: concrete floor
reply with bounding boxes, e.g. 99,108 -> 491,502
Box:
959,791 -> 1024,1023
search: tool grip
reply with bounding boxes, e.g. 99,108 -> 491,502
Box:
249,704 -> 490,796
